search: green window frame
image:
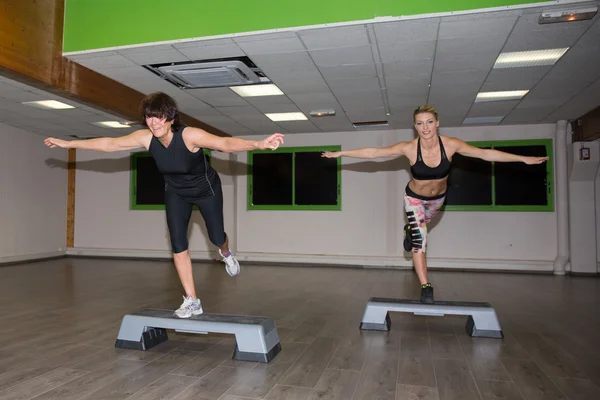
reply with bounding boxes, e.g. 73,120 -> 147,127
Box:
442,138 -> 554,212
130,149 -> 211,210
247,145 -> 342,211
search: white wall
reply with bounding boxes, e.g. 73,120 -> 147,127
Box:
71,149 -> 235,260
70,123 -> 559,272
235,124 -> 558,272
568,141 -> 599,274
0,122 -> 67,264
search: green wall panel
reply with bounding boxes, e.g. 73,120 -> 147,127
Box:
63,0 -> 550,52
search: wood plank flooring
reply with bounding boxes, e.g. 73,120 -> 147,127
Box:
0,257 -> 598,400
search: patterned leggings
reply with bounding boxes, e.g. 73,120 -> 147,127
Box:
403,186 -> 446,253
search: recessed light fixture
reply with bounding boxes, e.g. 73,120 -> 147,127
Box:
230,84 -> 284,97
91,121 -> 131,128
493,48 -> 569,69
475,90 -> 529,103
265,112 -> 307,122
22,100 -> 75,110
463,116 -> 505,125
310,109 -> 336,117
538,6 -> 597,24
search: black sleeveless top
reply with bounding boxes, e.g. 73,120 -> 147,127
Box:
148,125 -> 219,199
410,136 -> 451,180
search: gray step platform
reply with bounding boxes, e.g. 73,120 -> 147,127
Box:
359,297 -> 503,339
115,308 -> 281,363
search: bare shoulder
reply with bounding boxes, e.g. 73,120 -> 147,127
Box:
441,135 -> 463,150
131,129 -> 153,149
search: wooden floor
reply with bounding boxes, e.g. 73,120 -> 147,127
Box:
0,257 -> 599,400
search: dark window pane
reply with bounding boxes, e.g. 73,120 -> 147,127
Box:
252,153 -> 293,205
294,152 -> 338,206
494,145 -> 548,206
445,149 -> 492,205
136,156 -> 165,205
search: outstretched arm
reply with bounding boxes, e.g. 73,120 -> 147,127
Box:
449,138 -> 548,165
44,130 -> 149,152
185,127 -> 284,153
322,142 -> 407,159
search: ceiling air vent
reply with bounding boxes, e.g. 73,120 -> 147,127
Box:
352,121 -> 390,130
145,57 -> 270,89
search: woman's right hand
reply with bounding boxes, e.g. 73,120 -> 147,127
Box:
44,137 -> 70,149
321,151 -> 342,158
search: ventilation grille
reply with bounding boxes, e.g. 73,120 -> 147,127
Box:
352,121 -> 389,130
146,58 -> 270,89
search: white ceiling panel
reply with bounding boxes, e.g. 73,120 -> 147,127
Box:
250,51 -> 316,72
175,43 -> 246,60
433,53 -> 497,73
215,106 -> 265,117
430,70 -> 489,91
232,32 -> 297,42
467,100 -> 520,117
480,66 -> 551,92
235,37 -> 306,55
318,63 -> 378,81
386,74 -> 431,98
274,120 -> 320,133
542,76 -> 600,122
382,59 -> 434,77
435,34 -> 508,58
502,26 -> 590,53
186,88 -> 250,107
246,101 -> 301,114
438,15 -> 517,38
120,47 -> 190,65
377,41 -> 436,63
344,107 -> 388,122
309,45 -> 375,67
298,25 -> 370,49
373,19 -> 440,43
75,54 -> 138,70
502,106 -> 555,124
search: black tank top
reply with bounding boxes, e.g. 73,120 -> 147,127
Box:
148,125 -> 219,199
410,136 -> 451,180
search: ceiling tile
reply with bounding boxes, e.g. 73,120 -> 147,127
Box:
438,15 -> 517,39
318,63 -> 378,81
309,46 -> 374,67
435,34 -> 507,58
274,120 -> 320,133
122,48 -> 190,66
186,87 -> 250,107
299,25 -> 370,49
175,43 -> 245,60
467,100 -> 520,117
236,37 -> 306,55
377,41 -> 436,63
480,66 -> 551,92
373,19 -> 440,43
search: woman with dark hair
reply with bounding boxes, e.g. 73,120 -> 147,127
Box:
45,92 -> 284,318
323,105 -> 547,303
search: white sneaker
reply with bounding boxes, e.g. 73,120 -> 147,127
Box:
174,295 -> 203,318
219,249 -> 240,276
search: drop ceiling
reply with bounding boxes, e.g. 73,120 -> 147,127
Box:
2,2 -> 600,139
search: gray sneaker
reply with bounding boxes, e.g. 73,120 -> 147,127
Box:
174,295 -> 203,318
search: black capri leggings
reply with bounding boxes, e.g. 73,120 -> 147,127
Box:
164,185 -> 226,254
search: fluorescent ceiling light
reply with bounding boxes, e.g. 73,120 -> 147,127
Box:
463,116 -> 504,125
230,84 -> 284,97
265,112 -> 307,122
475,90 -> 529,102
493,48 -> 569,69
22,100 -> 75,109
91,121 -> 131,128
